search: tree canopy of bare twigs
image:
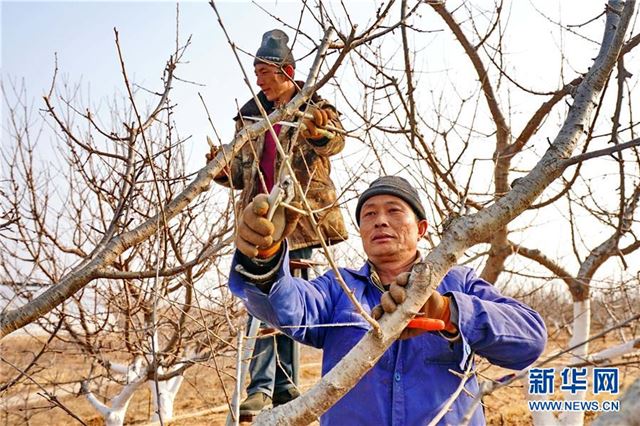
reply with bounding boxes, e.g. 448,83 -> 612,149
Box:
2,1 -> 640,425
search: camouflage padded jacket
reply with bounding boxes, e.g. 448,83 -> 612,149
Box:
215,87 -> 348,251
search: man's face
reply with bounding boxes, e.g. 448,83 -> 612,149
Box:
254,63 -> 291,102
359,194 -> 427,265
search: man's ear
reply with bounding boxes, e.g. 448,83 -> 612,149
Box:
283,64 -> 295,79
417,219 -> 428,238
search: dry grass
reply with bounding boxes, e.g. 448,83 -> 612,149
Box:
1,329 -> 637,425
0,333 -> 320,426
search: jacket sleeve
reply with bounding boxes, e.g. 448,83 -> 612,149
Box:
228,244 -> 338,349
302,101 -> 345,157
213,120 -> 245,189
446,267 -> 547,371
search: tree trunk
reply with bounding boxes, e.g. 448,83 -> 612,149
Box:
149,375 -> 184,423
557,300 -> 591,426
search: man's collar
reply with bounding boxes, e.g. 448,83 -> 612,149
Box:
363,251 -> 423,291
345,261 -> 371,279
368,262 -> 385,292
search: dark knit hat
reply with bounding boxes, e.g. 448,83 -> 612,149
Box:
355,176 -> 426,225
254,29 -> 296,68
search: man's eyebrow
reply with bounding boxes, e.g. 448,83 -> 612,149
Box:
362,199 -> 405,210
382,200 -> 405,208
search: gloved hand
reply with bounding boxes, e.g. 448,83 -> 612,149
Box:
205,143 -> 223,163
205,140 -> 232,181
236,194 -> 302,259
301,107 -> 335,140
371,271 -> 458,340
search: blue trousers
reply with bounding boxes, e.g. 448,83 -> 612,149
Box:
246,247 -> 311,397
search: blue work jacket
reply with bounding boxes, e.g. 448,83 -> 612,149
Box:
229,249 -> 547,425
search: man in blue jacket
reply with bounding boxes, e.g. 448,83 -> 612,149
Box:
229,175 -> 547,425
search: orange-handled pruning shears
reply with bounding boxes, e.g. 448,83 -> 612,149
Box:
407,318 -> 445,331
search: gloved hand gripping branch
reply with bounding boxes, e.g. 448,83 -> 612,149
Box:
300,107 -> 337,141
236,177 -> 301,260
371,271 -> 458,340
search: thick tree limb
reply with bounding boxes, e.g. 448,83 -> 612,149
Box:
428,1 -> 514,282
562,136 -> 640,167
592,378 -> 640,426
511,244 -> 572,281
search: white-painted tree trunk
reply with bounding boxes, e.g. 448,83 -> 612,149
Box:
84,376 -> 146,426
529,300 -> 592,426
527,372 -> 560,426
84,358 -> 188,425
83,357 -> 147,426
558,299 -> 591,426
149,374 -> 184,423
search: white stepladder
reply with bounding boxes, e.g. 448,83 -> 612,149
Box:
226,317 -> 259,426
226,258 -> 321,425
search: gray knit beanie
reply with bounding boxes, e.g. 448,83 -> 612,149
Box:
254,29 -> 296,68
355,176 -> 426,225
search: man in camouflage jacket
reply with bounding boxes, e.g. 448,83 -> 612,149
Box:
217,87 -> 348,251
208,29 -> 347,419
